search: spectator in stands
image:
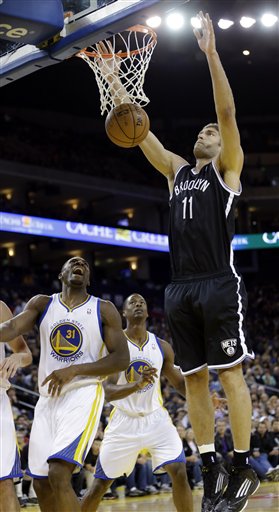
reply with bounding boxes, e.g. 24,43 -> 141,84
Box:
184,428 -> 203,489
125,454 -> 149,497
268,419 -> 279,468
249,421 -> 279,480
84,439 -> 102,491
175,406 -> 189,429
262,369 -> 277,387
7,388 -> 21,418
215,419 -> 234,469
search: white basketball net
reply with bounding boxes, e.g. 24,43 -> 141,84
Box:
77,25 -> 157,116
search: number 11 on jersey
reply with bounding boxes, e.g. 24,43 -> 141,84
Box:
182,196 -> 193,219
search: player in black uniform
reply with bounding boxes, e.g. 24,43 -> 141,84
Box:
137,12 -> 260,512
97,11 -> 259,512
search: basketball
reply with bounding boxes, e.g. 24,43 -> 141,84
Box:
105,103 -> 150,148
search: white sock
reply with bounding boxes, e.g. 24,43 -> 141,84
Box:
198,443 -> 215,454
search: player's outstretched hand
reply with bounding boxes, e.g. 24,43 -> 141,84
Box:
193,11 -> 216,55
136,367 -> 158,390
42,367 -> 76,397
0,353 -> 24,379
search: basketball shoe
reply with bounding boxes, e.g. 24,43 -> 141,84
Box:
201,463 -> 229,512
215,465 -> 260,512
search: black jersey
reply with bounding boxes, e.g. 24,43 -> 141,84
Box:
169,161 -> 241,279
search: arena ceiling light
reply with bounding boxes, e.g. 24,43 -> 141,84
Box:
218,19 -> 234,30
261,13 -> 278,27
240,16 -> 256,28
243,50 -> 250,55
166,12 -> 184,30
146,15 -> 162,29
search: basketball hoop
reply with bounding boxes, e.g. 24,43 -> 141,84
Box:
77,25 -> 157,115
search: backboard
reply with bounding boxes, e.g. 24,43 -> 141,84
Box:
0,0 -> 189,87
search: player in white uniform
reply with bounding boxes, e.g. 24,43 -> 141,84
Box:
0,257 -> 129,512
82,293 -> 193,512
0,301 -> 32,512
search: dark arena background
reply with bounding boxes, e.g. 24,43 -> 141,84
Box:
0,0 -> 278,510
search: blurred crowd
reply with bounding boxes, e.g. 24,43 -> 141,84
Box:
0,113 -> 278,189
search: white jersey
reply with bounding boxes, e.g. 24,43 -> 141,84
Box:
111,331 -> 164,415
0,343 -> 10,391
38,293 -> 107,396
0,343 -> 4,364
0,317 -> 21,479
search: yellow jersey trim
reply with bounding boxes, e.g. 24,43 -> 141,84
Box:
124,331 -> 149,351
74,383 -> 103,464
59,293 -> 91,313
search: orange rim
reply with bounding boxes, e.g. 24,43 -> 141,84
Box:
77,24 -> 157,59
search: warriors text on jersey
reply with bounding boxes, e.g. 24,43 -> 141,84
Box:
38,293 -> 107,396
169,161 -> 241,279
111,331 -> 164,415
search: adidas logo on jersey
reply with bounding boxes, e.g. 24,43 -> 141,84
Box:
221,338 -> 237,357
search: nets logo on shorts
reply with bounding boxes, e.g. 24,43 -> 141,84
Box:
50,323 -> 83,357
125,360 -> 152,386
221,338 -> 237,357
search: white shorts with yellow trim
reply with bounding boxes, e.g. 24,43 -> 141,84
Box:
28,384 -> 104,478
0,390 -> 22,480
95,407 -> 185,479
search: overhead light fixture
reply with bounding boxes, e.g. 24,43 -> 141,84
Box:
218,19 -> 234,30
243,50 -> 250,56
166,12 -> 184,30
126,209 -> 134,219
146,16 -> 162,29
261,13 -> 278,27
8,247 -> 15,257
66,198 -> 79,210
130,260 -> 138,271
191,16 -> 201,29
240,16 -> 256,28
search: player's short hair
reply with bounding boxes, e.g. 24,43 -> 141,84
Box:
122,297 -> 129,311
122,293 -> 145,312
204,122 -> 219,132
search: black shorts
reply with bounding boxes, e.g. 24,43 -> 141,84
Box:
165,272 -> 254,375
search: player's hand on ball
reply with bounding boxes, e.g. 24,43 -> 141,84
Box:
42,367 -> 77,397
136,367 -> 158,390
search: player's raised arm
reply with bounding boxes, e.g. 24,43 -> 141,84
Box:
94,41 -> 187,189
0,295 -> 49,344
0,301 -> 32,379
139,132 -> 187,182
194,11 -> 243,190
